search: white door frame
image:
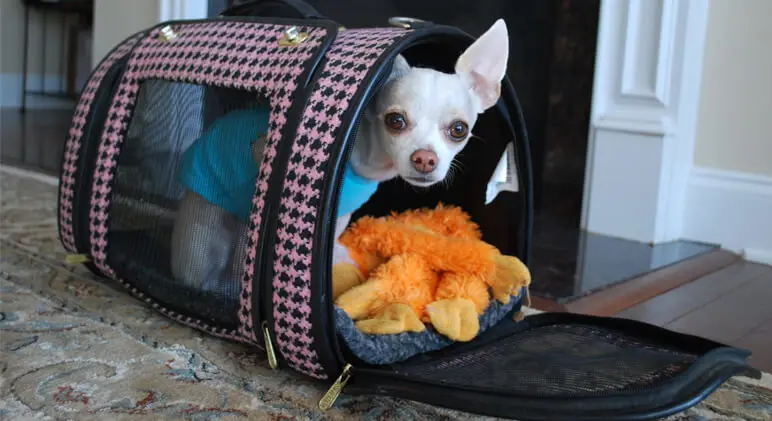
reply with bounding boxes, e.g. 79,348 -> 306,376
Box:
581,0 -> 710,244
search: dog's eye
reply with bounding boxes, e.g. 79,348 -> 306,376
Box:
448,121 -> 469,141
384,112 -> 407,132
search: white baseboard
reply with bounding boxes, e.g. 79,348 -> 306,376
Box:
683,166 -> 772,261
743,249 -> 772,266
0,73 -> 76,109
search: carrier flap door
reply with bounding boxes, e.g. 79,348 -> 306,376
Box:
346,313 -> 760,421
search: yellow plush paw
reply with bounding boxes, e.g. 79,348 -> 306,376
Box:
355,303 -> 425,335
332,263 -> 364,301
426,298 -> 480,342
488,254 -> 531,304
335,280 -> 383,321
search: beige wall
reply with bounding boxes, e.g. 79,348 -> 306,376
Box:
694,0 -> 772,177
1,0 -> 158,75
0,0 -> 67,75
91,0 -> 159,67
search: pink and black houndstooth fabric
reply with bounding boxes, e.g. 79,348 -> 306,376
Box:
271,27 -> 411,379
86,21 -> 328,342
58,34 -> 143,253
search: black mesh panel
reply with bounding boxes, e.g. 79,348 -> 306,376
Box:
396,324 -> 697,397
107,80 -> 268,327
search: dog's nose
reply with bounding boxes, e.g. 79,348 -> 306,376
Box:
410,149 -> 439,174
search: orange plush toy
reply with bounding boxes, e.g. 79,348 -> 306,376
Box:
332,204 -> 531,342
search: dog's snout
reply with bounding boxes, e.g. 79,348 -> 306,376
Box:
410,149 -> 438,174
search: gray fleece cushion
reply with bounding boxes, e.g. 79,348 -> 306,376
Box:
334,290 -> 524,365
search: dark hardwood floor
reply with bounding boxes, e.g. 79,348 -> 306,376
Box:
617,259 -> 772,374
2,107 -> 771,374
1,108 -> 74,176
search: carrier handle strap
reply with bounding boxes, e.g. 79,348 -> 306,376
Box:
219,0 -> 326,20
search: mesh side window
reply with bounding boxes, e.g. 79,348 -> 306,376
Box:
107,80 -> 269,327
396,324 -> 697,397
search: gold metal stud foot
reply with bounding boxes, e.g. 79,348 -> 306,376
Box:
278,26 -> 309,46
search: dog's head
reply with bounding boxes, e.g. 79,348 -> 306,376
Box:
354,19 -> 509,187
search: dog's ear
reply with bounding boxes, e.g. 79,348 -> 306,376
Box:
386,54 -> 411,84
455,19 -> 509,111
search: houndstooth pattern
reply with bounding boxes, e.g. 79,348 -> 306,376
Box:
271,28 -> 410,379
58,34 -> 143,253
86,21 -> 328,343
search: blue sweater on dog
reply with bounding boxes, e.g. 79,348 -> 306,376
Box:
178,107 -> 379,221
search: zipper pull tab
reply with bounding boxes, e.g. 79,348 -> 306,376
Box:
318,363 -> 352,411
262,321 -> 278,369
65,254 -> 90,264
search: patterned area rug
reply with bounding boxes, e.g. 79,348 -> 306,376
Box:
1,166 -> 771,421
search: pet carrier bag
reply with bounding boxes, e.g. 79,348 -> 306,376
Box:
57,1 -> 760,419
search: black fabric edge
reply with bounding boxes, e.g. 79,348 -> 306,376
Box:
149,15 -> 338,32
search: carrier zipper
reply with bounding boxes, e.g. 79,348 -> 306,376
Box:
262,320 -> 279,369
318,363 -> 352,411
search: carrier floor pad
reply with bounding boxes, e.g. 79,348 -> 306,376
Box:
2,167 -> 771,421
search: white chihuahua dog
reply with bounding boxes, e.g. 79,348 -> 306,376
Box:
170,19 -> 509,295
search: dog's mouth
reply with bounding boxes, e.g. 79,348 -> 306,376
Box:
403,175 -> 438,187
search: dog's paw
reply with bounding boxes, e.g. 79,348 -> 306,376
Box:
426,298 -> 480,342
488,254 -> 531,304
355,304 -> 425,335
332,263 -> 364,301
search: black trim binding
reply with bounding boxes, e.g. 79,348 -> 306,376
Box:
253,23 -> 340,357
